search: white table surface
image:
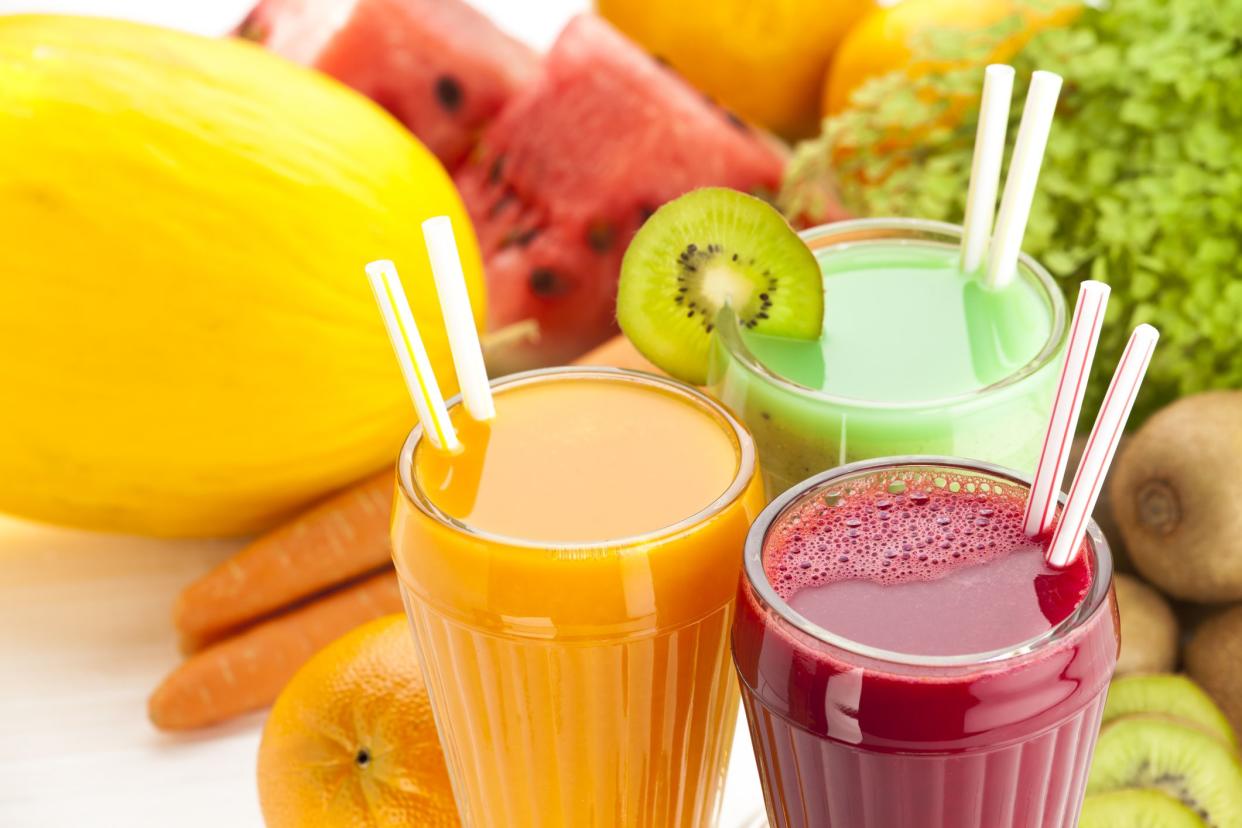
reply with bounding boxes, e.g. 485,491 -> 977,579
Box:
0,515 -> 765,827
0,2 -> 766,825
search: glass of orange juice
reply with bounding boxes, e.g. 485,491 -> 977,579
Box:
392,366 -> 763,828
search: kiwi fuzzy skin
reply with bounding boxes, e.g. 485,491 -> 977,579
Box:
1112,391 -> 1242,603
1186,605 -> 1242,744
1115,574 -> 1179,675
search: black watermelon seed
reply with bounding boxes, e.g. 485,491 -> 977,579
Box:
488,155 -> 505,185
586,222 -> 616,253
434,75 -> 464,113
529,268 -> 568,297
724,110 -> 748,132
501,227 -> 539,249
487,189 -> 516,220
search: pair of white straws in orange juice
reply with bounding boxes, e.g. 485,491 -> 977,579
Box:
961,64 -> 1160,568
365,217 -> 494,453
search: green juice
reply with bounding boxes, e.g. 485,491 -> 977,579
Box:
708,220 -> 1066,498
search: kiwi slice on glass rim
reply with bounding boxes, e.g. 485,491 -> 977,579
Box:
616,187 -> 822,385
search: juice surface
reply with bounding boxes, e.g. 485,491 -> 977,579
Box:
742,242 -> 1052,402
413,375 -> 738,543
764,470 -> 1091,656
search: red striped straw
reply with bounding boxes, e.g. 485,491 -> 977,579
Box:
1045,324 -> 1159,568
1022,281 -> 1111,537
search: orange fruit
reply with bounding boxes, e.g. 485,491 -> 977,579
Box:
257,614 -> 460,828
823,0 -> 1081,116
597,0 -> 877,139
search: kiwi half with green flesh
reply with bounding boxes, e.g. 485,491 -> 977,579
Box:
1104,674 -> 1239,749
617,187 -> 823,385
1081,789 -> 1207,828
1088,714 -> 1242,827
1083,789 -> 1207,828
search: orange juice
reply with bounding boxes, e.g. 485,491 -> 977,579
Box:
392,367 -> 763,828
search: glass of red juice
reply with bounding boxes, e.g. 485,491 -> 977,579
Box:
732,457 -> 1119,828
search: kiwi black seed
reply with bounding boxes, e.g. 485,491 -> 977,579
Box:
1087,715 -> 1242,826
616,187 -> 822,384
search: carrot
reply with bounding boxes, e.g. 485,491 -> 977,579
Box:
150,571 -> 403,730
172,334 -> 657,654
173,469 -> 393,646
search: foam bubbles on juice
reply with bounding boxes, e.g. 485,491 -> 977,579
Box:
764,471 -> 1050,599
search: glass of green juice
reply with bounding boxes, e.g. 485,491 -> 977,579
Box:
707,218 -> 1067,498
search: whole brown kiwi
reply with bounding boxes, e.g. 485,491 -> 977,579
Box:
1114,574 -> 1179,675
1111,391 -> 1242,603
1185,604 -> 1242,739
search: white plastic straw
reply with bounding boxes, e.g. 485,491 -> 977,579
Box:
422,216 -> 495,422
1045,324 -> 1159,568
366,260 -> 461,453
1022,281 -> 1111,537
960,64 -> 1015,276
985,71 -> 1062,289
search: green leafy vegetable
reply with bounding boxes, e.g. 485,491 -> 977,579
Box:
783,0 -> 1242,423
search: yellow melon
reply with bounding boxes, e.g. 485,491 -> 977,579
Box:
0,16 -> 485,537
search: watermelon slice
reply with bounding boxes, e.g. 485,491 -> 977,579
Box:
237,0 -> 538,169
456,15 -> 788,372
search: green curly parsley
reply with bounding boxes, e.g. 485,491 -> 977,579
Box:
783,0 -> 1242,423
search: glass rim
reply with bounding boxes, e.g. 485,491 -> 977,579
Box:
715,217 -> 1068,410
396,365 -> 758,551
743,455 -> 1114,670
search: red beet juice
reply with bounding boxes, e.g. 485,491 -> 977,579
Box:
732,458 -> 1118,828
